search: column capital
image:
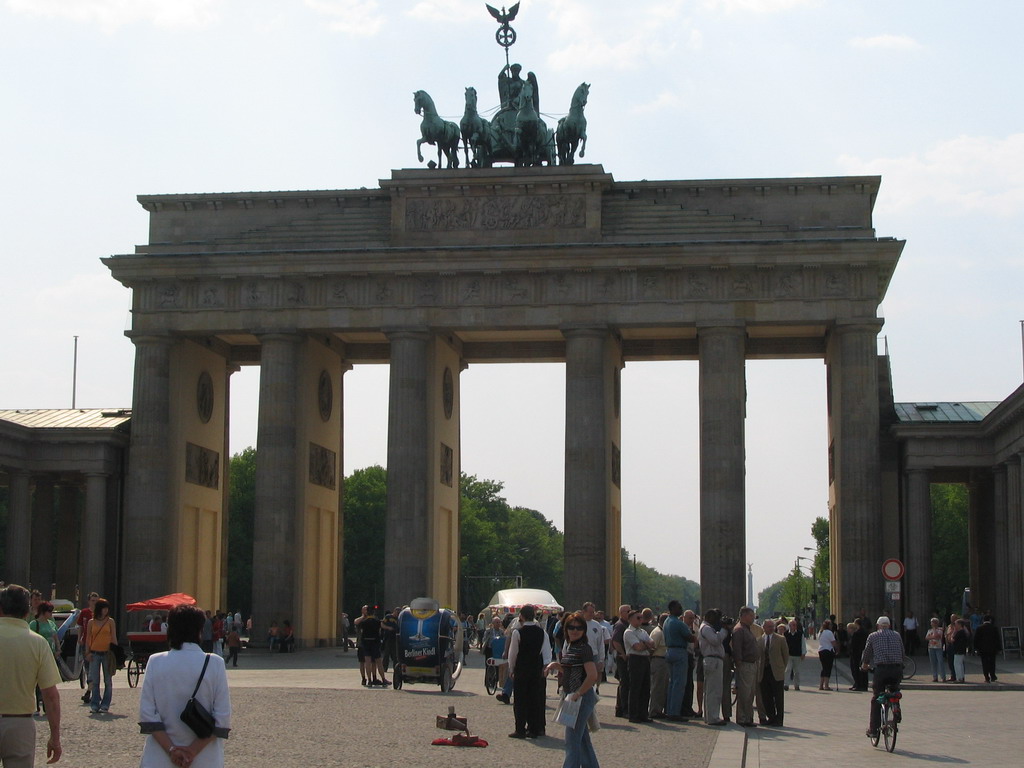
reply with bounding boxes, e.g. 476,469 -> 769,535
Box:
696,321 -> 745,332
257,331 -> 304,344
560,325 -> 612,339
383,327 -> 431,342
125,332 -> 174,346
831,319 -> 884,336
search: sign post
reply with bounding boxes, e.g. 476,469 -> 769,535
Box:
882,558 -> 904,605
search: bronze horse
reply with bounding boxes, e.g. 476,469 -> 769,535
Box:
557,82 -> 589,165
414,90 -> 460,169
460,86 -> 492,168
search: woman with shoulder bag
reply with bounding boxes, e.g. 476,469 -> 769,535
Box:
86,598 -> 118,713
139,604 -> 232,768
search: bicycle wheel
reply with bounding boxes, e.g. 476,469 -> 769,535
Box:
902,655 -> 916,680
485,663 -> 498,695
127,659 -> 142,688
871,703 -> 886,747
883,707 -> 897,752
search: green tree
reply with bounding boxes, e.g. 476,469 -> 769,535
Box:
758,578 -> 786,617
342,465 -> 387,616
620,549 -> 701,613
459,474 -> 565,614
779,565 -> 813,617
226,447 -> 256,616
810,515 -> 830,620
931,483 -> 968,619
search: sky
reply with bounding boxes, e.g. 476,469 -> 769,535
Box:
2,0 -> 1023,604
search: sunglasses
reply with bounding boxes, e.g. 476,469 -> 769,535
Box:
566,625 -> 586,631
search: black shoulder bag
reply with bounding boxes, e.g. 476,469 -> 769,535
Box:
180,654 -> 216,739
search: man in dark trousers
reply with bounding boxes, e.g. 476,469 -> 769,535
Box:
847,620 -> 870,690
973,615 -> 1002,682
760,619 -> 789,727
506,605 -> 552,739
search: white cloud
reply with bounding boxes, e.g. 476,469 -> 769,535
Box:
305,0 -> 385,36
6,0 -> 219,31
838,134 -> 1024,218
849,34 -> 922,51
700,0 -> 818,13
631,90 -> 682,114
407,0 -> 478,22
544,1 -> 681,71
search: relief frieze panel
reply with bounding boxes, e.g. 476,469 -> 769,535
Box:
141,264 -> 870,314
308,442 -> 337,490
405,194 -> 586,232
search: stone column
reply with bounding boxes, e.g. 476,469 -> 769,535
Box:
30,479 -> 55,593
384,331 -> 430,609
54,483 -> 80,598
5,470 -> 32,584
81,473 -> 108,597
563,328 -> 622,612
252,334 -> 302,638
904,468 -> 932,618
826,321 -> 883,621
967,471 -> 994,614
122,335 -> 173,602
698,324 -> 746,616
1006,454 -> 1023,629
991,465 -> 1009,625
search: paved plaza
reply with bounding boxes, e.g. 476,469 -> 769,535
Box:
32,646 -> 1023,767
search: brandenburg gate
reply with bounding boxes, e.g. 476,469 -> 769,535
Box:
104,164 -> 903,644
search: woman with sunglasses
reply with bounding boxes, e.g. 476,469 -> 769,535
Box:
546,611 -> 600,768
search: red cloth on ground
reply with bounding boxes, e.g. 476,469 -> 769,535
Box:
430,734 -> 488,747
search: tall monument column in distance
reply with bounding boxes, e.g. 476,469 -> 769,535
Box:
826,321 -> 883,621
563,328 -> 623,613
384,330 -> 431,610
122,334 -> 173,602
698,324 -> 747,615
904,467 -> 932,619
252,333 -> 302,637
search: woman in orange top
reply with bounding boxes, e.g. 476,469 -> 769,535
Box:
85,598 -> 118,713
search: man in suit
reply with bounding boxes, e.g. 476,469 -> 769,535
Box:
760,619 -> 790,726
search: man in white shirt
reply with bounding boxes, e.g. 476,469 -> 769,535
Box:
623,609 -> 655,723
506,605 -> 552,739
581,602 -> 608,688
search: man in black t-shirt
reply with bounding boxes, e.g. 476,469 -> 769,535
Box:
355,605 -> 388,687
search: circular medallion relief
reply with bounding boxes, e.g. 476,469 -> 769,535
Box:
443,367 -> 454,420
196,371 -> 214,423
318,370 -> 333,422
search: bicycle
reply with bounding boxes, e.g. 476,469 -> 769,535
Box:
868,683 -> 902,752
484,657 -> 499,695
901,654 -> 916,680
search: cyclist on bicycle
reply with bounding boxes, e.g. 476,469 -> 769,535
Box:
860,616 -> 903,739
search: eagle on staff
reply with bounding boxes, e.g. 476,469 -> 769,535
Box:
486,2 -> 519,26
487,3 -> 520,57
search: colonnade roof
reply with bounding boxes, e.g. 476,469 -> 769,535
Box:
894,402 -> 999,424
0,409 -> 132,431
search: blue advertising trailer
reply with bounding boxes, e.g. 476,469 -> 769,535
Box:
393,597 -> 464,691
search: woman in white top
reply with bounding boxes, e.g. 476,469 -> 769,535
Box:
816,619 -> 837,690
139,604 -> 231,768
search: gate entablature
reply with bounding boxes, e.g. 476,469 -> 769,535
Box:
107,166 -> 902,363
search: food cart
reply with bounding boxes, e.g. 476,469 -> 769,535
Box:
124,593 -> 197,688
